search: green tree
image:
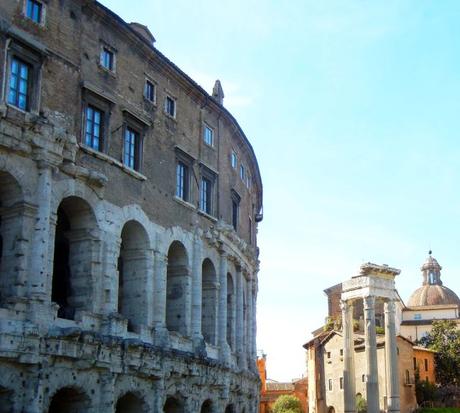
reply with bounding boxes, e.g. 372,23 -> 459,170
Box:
272,395 -> 302,413
419,320 -> 460,385
356,394 -> 367,413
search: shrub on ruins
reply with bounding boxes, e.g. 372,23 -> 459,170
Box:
356,394 -> 367,413
272,395 -> 302,413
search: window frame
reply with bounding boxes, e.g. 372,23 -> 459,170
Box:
100,45 -> 116,72
203,123 -> 214,147
175,148 -> 194,203
81,88 -> 113,153
121,116 -> 144,172
240,164 -> 245,181
144,78 -> 156,104
4,40 -> 43,114
164,95 -> 176,118
24,0 -> 45,25
231,150 -> 238,169
231,190 -> 241,231
199,165 -> 217,216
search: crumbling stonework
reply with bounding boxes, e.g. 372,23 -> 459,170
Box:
0,1 -> 263,412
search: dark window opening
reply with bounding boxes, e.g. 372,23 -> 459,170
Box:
165,96 -> 176,117
176,162 -> 189,201
200,177 -> 212,214
145,80 -> 155,102
425,358 -> 428,372
52,206 -> 74,320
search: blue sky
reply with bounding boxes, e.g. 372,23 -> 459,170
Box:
101,0 -> 460,381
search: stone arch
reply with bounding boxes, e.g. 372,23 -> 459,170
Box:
224,404 -> 234,413
164,396 -> 184,413
51,196 -> 99,319
118,220 -> 151,332
202,258 -> 218,345
48,386 -> 90,413
227,272 -> 235,349
327,407 -> 335,413
115,391 -> 147,413
0,171 -> 24,304
166,241 -> 190,335
0,385 -> 14,413
200,399 -> 213,413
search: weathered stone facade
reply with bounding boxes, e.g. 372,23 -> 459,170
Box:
0,1 -> 263,412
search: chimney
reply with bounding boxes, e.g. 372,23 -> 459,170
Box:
212,80 -> 224,105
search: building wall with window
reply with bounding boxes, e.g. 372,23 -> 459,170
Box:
0,1 -> 263,412
304,332 -> 417,413
413,347 -> 436,384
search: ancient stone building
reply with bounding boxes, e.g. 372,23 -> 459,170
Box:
0,0 -> 263,412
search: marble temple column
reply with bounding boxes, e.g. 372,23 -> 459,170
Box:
364,295 -> 380,413
385,299 -> 400,413
342,299 -> 356,413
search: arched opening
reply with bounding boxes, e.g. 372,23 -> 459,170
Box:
200,399 -> 213,413
0,171 -> 23,305
52,197 -> 97,320
328,407 -> 335,413
118,220 -> 150,332
202,258 -> 218,344
48,387 -> 90,413
166,241 -> 189,335
115,392 -> 146,413
227,273 -> 235,349
164,396 -> 184,413
0,386 -> 14,413
224,405 -> 234,413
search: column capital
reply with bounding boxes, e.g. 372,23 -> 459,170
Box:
363,295 -> 376,309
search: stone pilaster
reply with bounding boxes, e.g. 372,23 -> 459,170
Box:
218,249 -> 230,362
29,162 -> 53,301
246,274 -> 254,369
364,295 -> 379,413
385,300 -> 400,413
153,250 -> 168,344
341,299 -> 356,413
191,236 -> 203,347
235,264 -> 246,369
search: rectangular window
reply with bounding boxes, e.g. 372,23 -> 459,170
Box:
200,177 -> 212,214
413,357 -> 417,370
424,359 -> 428,372
8,58 -> 30,110
327,351 -> 331,359
232,200 -> 239,230
240,164 -> 245,181
26,0 -> 42,23
249,217 -> 252,244
176,162 -> 189,201
340,377 -> 343,390
101,47 -> 114,71
145,80 -> 155,102
123,127 -> 141,171
231,151 -> 237,169
328,379 -> 332,391
246,173 -> 251,188
165,96 -> 176,117
414,313 -> 422,320
84,105 -> 103,151
204,125 -> 214,146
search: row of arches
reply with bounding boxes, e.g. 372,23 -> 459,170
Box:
0,173 -> 246,348
47,386 -> 237,413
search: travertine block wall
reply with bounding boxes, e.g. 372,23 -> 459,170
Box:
0,0 -> 262,411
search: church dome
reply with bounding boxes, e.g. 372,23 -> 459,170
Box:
407,251 -> 460,307
407,284 -> 460,307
